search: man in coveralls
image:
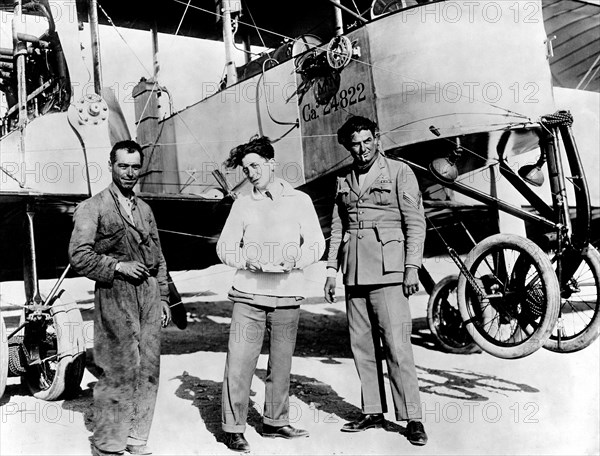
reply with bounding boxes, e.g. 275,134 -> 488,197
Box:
324,116 -> 428,446
69,140 -> 171,456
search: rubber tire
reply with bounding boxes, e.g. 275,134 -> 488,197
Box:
544,244 -> 600,353
427,275 -> 479,354
0,313 -> 8,399
457,234 -> 560,359
21,296 -> 86,400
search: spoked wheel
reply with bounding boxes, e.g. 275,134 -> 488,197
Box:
1,313 -> 8,399
427,275 -> 479,354
544,244 -> 600,353
457,234 -> 560,359
21,296 -> 86,400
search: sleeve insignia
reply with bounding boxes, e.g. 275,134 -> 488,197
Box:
403,191 -> 422,209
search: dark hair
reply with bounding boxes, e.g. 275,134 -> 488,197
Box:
337,116 -> 378,146
224,136 -> 274,168
110,140 -> 144,165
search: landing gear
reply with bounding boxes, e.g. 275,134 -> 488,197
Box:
427,275 -> 478,354
1,313 -> 8,399
6,203 -> 86,401
457,234 -> 560,359
20,295 -> 86,400
545,244 -> 600,353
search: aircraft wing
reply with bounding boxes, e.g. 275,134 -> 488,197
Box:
543,0 -> 600,92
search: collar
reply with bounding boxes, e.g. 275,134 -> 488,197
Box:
251,177 -> 295,200
349,153 -> 387,177
353,150 -> 381,173
109,182 -> 137,207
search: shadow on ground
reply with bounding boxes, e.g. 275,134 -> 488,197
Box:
50,297 -> 538,438
159,300 -> 459,358
61,384 -> 95,433
160,300 -> 355,358
169,370 -> 404,447
169,372 -> 263,448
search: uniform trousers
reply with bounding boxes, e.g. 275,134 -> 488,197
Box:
346,283 -> 422,421
222,296 -> 300,433
92,276 -> 162,454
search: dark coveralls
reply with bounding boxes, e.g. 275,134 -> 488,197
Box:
326,154 -> 426,421
69,183 -> 169,454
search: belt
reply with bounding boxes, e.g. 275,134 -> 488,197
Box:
346,221 -> 400,230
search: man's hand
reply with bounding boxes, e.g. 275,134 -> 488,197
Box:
276,258 -> 295,273
245,260 -> 263,272
324,277 -> 337,303
117,261 -> 150,280
161,300 -> 172,328
403,267 -> 420,297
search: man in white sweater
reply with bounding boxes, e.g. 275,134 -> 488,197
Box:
216,136 -> 325,453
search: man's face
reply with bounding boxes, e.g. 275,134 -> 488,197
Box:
346,129 -> 378,164
241,153 -> 274,191
111,148 -> 142,193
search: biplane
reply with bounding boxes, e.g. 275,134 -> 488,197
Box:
0,0 -> 599,401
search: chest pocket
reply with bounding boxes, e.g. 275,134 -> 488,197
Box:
94,225 -> 126,255
337,183 -> 351,204
370,182 -> 392,206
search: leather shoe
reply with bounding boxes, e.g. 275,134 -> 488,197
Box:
341,413 -> 384,432
125,444 -> 152,455
224,433 -> 250,453
90,444 -> 124,456
406,420 -> 428,446
262,424 -> 309,439
225,432 -> 250,453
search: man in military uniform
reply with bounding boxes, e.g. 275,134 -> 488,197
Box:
324,116 -> 427,446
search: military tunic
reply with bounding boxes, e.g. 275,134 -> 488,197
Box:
326,153 -> 426,420
327,154 -> 426,285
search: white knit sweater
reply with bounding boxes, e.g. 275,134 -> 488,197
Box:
216,178 -> 325,298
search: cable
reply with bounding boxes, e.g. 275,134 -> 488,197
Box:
175,0 -> 192,36
97,1 -> 152,77
576,53 -> 600,90
242,1 -> 267,49
260,57 -> 298,127
158,228 -> 220,240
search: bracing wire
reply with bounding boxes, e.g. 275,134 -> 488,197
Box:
175,0 -> 192,36
97,1 -> 152,78
99,0 -> 219,188
242,1 -> 267,49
